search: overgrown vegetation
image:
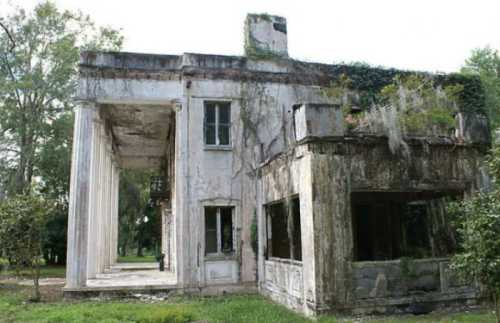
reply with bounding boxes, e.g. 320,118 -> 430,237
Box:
325,73 -> 463,156
461,46 -> 500,128
322,63 -> 486,115
0,1 -> 122,270
447,144 -> 500,323
0,194 -> 55,301
118,169 -> 162,258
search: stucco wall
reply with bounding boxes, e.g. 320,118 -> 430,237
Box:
263,259 -> 304,311
74,51 -> 489,316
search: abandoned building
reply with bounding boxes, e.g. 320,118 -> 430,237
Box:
65,14 -> 491,316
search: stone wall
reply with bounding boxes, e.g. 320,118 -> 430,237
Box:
351,258 -> 477,314
352,258 -> 475,299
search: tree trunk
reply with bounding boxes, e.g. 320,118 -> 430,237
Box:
493,292 -> 499,323
120,238 -> 128,257
137,240 -> 143,257
15,124 -> 35,195
31,258 -> 41,302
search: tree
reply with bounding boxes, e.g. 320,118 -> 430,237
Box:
0,193 -> 55,301
448,145 -> 500,323
0,1 -> 122,266
461,46 -> 500,128
118,169 -> 151,257
0,1 -> 123,196
37,112 -> 74,265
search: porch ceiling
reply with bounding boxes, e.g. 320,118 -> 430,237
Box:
101,103 -> 175,169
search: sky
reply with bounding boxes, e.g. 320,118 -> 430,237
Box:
3,0 -> 500,73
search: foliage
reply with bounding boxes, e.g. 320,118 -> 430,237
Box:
117,255 -> 156,263
322,63 -> 486,116
326,73 -> 461,156
0,0 -> 122,195
0,193 -> 55,301
461,46 -> 500,127
0,264 -> 66,279
447,145 -> 500,322
0,1 -> 122,269
118,169 -> 159,257
380,75 -> 460,135
0,257 -> 8,270
37,114 -> 72,264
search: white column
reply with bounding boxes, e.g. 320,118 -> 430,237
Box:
86,117 -> 102,279
66,103 -> 96,288
175,101 -> 188,286
109,162 -> 119,265
114,166 -> 120,263
96,123 -> 106,273
103,142 -> 112,269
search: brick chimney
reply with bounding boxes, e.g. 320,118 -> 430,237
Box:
244,14 -> 288,58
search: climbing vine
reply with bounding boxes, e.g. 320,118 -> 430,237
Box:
323,63 -> 486,115
325,73 -> 467,156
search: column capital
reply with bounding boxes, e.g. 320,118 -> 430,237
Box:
75,100 -> 97,110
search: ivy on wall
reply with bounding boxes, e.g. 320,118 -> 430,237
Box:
323,63 -> 487,116
324,72 -> 476,155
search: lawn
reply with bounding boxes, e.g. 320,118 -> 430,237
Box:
0,265 -> 66,279
0,284 -> 495,323
0,267 -> 496,323
117,255 -> 157,263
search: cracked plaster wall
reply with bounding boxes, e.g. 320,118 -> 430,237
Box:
181,78 -> 330,288
75,51 -> 490,316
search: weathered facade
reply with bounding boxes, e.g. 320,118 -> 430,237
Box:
65,14 -> 491,316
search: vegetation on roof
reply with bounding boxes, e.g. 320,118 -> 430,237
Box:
323,63 -> 486,116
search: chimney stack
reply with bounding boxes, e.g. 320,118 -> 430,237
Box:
244,14 -> 288,59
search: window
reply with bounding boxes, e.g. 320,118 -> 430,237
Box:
204,102 -> 231,146
266,197 -> 302,261
352,191 -> 459,261
205,206 -> 234,255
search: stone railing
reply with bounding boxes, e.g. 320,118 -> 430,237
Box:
263,258 -> 304,311
352,257 -> 475,300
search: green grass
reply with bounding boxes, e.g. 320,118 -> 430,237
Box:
0,266 -> 495,323
0,265 -> 66,279
117,255 -> 157,263
0,285 -> 496,323
0,290 -> 193,322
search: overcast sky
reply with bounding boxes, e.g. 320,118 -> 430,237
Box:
5,0 -> 500,73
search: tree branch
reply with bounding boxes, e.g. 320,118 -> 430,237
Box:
0,21 -> 15,52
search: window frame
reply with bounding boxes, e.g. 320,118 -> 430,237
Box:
204,206 -> 235,256
203,101 -> 232,148
265,195 -> 302,261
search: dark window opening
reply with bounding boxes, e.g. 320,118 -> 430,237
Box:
352,191 -> 459,261
204,102 -> 231,146
220,207 -> 233,253
205,206 -> 234,255
205,207 -> 218,254
291,198 -> 302,261
266,197 -> 302,261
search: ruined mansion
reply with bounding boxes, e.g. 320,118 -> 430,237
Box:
65,14 -> 491,316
